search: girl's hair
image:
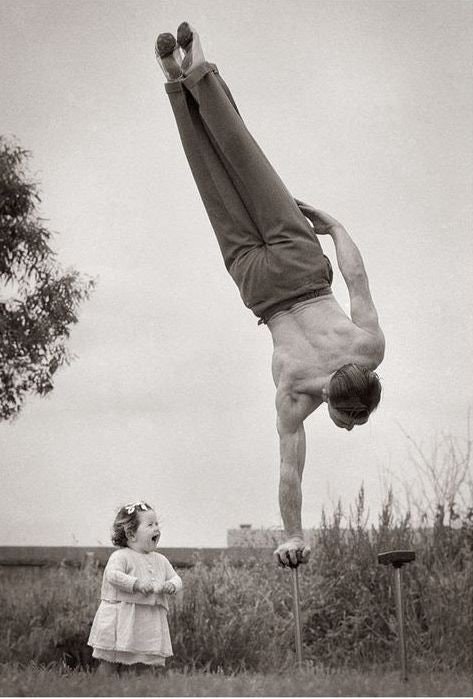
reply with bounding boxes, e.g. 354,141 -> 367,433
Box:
111,502 -> 153,547
328,364 -> 382,418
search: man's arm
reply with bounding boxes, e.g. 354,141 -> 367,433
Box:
274,389 -> 314,567
329,226 -> 380,333
277,419 -> 305,540
296,201 -> 381,334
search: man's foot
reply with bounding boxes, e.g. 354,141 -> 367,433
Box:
176,22 -> 206,74
274,539 -> 311,568
155,33 -> 183,81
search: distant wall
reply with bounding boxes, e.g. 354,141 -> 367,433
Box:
0,546 -> 274,568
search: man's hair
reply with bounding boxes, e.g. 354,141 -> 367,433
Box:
328,364 -> 382,419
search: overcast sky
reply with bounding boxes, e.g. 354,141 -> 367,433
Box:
1,0 -> 472,548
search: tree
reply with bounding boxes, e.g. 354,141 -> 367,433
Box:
0,137 -> 95,420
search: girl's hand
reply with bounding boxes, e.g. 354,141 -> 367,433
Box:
295,199 -> 345,235
161,581 -> 176,595
134,579 -> 154,595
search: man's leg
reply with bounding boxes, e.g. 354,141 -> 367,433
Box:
165,72 -> 263,275
178,62 -> 332,314
179,60 -> 316,251
159,29 -> 331,315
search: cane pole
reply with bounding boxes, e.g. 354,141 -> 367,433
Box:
378,550 -> 415,681
393,565 -> 407,681
291,564 -> 303,667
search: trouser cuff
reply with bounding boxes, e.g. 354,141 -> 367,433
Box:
164,62 -> 218,93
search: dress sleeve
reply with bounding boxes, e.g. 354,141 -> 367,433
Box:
164,557 -> 183,592
105,551 -> 137,593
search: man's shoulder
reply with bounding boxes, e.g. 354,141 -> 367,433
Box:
354,324 -> 385,366
276,376 -> 323,427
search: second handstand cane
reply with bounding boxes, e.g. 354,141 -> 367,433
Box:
291,566 -> 303,666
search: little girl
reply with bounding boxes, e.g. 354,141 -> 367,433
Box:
88,501 -> 182,670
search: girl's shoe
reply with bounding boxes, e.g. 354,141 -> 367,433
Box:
155,33 -> 183,81
176,22 -> 205,74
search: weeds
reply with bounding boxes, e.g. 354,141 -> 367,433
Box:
0,490 -> 471,674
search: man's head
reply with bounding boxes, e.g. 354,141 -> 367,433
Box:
327,364 -> 382,431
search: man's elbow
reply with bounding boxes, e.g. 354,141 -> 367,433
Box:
277,417 -> 301,438
348,268 -> 370,290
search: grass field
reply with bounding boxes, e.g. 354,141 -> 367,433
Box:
1,663 -> 472,697
1,485 -> 471,696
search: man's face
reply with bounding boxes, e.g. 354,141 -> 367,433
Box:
328,403 -> 369,431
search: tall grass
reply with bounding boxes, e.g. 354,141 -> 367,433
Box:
1,489 -> 471,674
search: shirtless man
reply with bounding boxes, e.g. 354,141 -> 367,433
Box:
155,24 -> 385,567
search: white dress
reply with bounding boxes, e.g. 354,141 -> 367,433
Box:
88,548 -> 182,666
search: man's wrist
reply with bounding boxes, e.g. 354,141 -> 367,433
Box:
327,224 -> 346,239
284,532 -> 304,544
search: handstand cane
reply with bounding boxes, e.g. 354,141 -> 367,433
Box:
291,565 -> 303,667
378,550 -> 415,681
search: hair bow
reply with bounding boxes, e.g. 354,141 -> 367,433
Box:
125,501 -> 149,515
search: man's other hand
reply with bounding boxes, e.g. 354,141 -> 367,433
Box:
295,199 -> 344,235
273,538 -> 311,568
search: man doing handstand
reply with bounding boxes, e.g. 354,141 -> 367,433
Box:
155,24 -> 385,567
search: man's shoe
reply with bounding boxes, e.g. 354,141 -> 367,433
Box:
176,22 -> 205,74
155,33 -> 183,81
176,22 -> 193,50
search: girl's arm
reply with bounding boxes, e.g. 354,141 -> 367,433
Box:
105,551 -> 138,593
162,558 -> 183,593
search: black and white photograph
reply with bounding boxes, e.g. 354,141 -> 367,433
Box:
1,0 -> 472,696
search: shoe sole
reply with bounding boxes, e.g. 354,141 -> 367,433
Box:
156,33 -> 177,58
177,22 -> 193,49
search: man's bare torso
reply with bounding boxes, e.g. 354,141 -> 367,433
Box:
268,294 -> 384,424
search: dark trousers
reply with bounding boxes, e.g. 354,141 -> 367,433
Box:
165,62 -> 332,321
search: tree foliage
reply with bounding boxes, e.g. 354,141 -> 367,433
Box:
0,137 -> 94,420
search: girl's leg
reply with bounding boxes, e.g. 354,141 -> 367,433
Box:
96,660 -> 118,677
